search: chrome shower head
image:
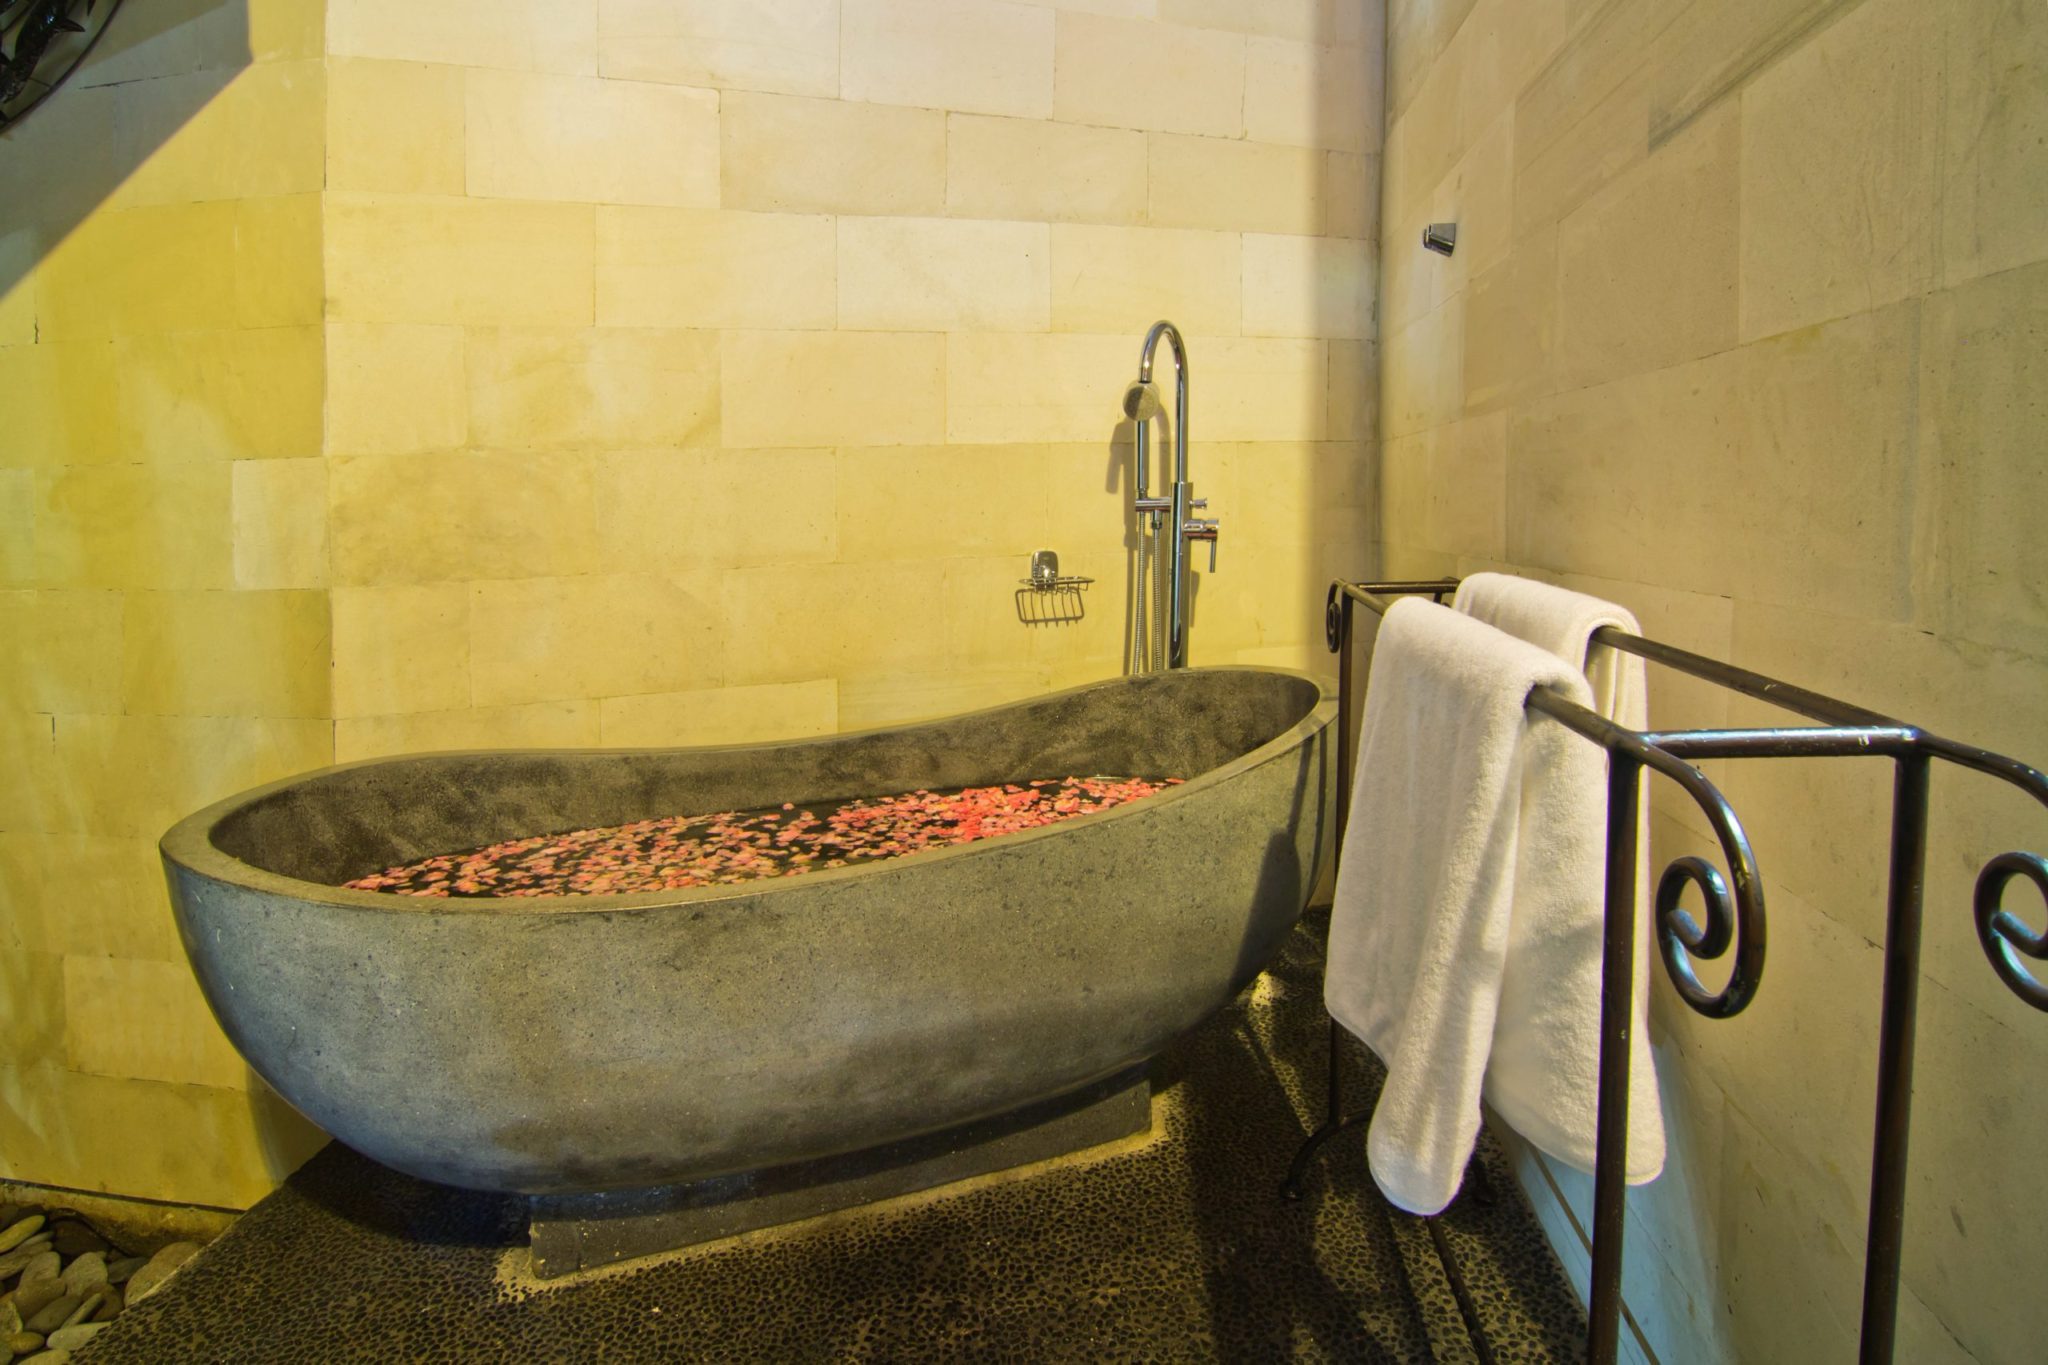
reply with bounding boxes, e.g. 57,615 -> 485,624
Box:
1122,378 -> 1164,421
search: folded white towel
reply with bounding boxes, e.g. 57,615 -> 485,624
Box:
1324,598 -> 1607,1214
1451,571 -> 1664,1188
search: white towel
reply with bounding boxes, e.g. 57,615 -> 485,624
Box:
1324,599 -> 1609,1215
1451,572 -> 1664,1188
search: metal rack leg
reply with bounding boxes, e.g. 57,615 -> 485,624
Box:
1587,754 -> 1644,1365
1857,753 -> 1931,1365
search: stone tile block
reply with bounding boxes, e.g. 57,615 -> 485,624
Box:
597,448 -> 837,571
1243,37 -> 1374,153
329,450 -> 599,586
1919,260 -> 2048,653
112,61 -> 325,207
113,327 -> 324,463
943,332 -> 1132,444
720,560 -> 953,687
466,70 -> 719,208
325,58 -> 466,196
1555,103 -> 1738,392
0,1061 -> 326,1209
1645,0 -> 1855,146
34,464 -> 233,591
0,590 -> 122,716
0,341 -> 120,469
1199,336 -> 1331,442
1943,0 -> 2048,285
336,702 -> 600,763
722,331 -> 945,448
331,583 -> 471,719
0,833 -> 183,962
842,0 -> 1055,118
328,0 -> 599,74
232,195 -> 325,330
836,446 -> 1049,561
1161,0 -> 1369,44
1737,0 -> 1942,341
837,218 -> 1051,332
62,957 -> 247,1090
121,589 -> 331,720
1322,151 -> 1381,241
598,679 -> 838,748
1241,233 -> 1371,339
325,324 -> 468,456
325,195 -> 596,327
1148,134 -> 1323,234
1462,227 -> 1557,415
945,114 -> 1147,226
1380,300 -> 1462,440
46,714 -> 332,838
468,572 -> 724,707
466,327 -> 720,451
721,93 -> 946,217
596,208 -> 835,331
598,0 -> 839,97
1054,11 -> 1245,138
1049,225 -> 1240,336
35,201 -> 238,340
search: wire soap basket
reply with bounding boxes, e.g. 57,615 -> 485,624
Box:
1017,550 -> 1092,625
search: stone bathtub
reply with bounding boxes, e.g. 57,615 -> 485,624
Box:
161,667 -> 1335,1259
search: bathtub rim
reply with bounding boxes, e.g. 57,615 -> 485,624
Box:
161,665 -> 1337,919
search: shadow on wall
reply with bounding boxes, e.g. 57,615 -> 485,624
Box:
0,0 -> 252,299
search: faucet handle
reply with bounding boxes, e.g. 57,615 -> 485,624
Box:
1183,517 -> 1219,572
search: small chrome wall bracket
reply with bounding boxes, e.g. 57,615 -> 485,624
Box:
1422,223 -> 1457,256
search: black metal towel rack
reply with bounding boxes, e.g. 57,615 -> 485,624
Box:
1285,579 -> 2048,1365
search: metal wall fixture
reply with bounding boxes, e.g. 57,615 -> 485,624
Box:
1290,578 -> 2048,1365
1422,223 -> 1458,256
1015,549 -> 1091,626
1124,320 -> 1219,672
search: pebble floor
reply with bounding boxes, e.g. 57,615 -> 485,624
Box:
77,916 -> 1587,1363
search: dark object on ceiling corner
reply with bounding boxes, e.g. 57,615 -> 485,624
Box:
0,0 -> 124,134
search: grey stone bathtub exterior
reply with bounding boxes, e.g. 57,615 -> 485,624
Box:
161,667 -> 1337,1196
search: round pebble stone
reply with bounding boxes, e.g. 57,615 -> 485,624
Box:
124,1242 -> 199,1304
20,1299 -> 75,1337
88,1287 -> 121,1323
55,1255 -> 105,1300
0,1237 -> 53,1279
4,1334 -> 39,1356
0,1219 -> 43,1256
43,1325 -> 102,1353
17,1253 -> 60,1286
8,1285 -> 63,1325
45,1224 -> 105,1261
0,1303 -> 18,1337
54,1295 -> 97,1333
104,1256 -> 145,1286
19,1351 -> 69,1364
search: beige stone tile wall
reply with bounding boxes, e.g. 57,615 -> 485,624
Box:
319,0 -> 1384,756
1378,0 -> 2048,1359
0,0 -> 333,1209
0,0 -> 1383,1210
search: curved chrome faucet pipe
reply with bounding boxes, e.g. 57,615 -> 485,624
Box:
1136,321 -> 1196,668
